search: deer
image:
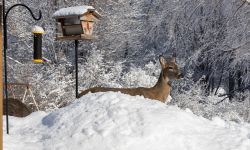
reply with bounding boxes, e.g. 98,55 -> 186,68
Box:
3,98 -> 31,117
79,55 -> 182,103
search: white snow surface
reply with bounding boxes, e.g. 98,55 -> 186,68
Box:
32,26 -> 45,34
4,92 -> 250,150
53,5 -> 95,18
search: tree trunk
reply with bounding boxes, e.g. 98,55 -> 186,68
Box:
237,70 -> 243,92
215,61 -> 225,95
228,71 -> 235,101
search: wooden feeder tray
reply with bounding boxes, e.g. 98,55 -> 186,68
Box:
55,34 -> 96,41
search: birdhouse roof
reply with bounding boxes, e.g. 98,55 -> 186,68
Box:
53,5 -> 101,19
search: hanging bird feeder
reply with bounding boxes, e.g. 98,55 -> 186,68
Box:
32,26 -> 45,63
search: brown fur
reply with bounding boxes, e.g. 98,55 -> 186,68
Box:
79,55 -> 181,103
3,98 -> 31,117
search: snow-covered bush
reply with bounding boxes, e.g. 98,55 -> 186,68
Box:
172,79 -> 250,123
121,67 -> 157,88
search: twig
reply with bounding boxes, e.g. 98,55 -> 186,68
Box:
214,85 -> 250,105
218,85 -> 250,97
214,96 -> 229,105
7,56 -> 23,65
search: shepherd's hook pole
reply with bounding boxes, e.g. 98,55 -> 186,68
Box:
3,3 -> 42,134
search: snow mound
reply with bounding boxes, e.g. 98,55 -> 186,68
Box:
4,92 -> 250,150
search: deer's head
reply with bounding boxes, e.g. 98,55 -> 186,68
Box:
159,54 -> 182,81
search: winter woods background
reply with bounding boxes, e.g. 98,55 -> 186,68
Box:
4,0 -> 250,122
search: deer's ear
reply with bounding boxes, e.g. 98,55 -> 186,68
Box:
159,55 -> 167,68
171,57 -> 176,62
171,53 -> 176,62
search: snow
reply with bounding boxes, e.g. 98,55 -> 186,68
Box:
53,5 -> 95,18
217,87 -> 226,95
32,26 -> 44,34
3,92 -> 250,150
165,95 -> 172,104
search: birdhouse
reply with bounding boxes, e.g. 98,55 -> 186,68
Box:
53,5 -> 101,40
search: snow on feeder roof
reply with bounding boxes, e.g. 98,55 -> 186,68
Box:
53,5 -> 101,40
53,5 -> 101,19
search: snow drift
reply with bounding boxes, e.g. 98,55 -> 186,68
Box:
4,92 -> 250,150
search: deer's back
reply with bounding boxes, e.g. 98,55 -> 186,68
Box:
3,98 -> 31,117
79,86 -> 170,103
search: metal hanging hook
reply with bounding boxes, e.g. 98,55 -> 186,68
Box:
4,4 -> 42,21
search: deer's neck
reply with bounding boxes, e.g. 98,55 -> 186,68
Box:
152,71 -> 171,101
154,72 -> 170,88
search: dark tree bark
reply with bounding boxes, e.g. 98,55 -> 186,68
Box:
215,61 -> 225,95
228,71 -> 235,101
237,70 -> 243,92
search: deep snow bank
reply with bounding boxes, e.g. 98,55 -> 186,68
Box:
4,92 -> 250,150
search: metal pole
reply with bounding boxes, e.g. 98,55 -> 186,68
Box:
75,40 -> 79,98
0,4 -> 4,148
3,4 -> 42,134
3,3 -> 9,134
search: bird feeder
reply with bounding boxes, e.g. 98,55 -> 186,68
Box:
53,5 -> 101,40
32,26 -> 45,63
